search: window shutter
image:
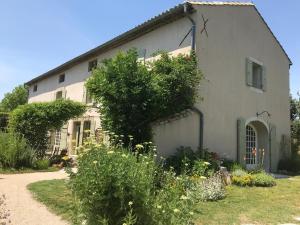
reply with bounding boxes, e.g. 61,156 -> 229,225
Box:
269,124 -> 277,172
237,118 -> 246,166
59,124 -> 68,149
62,88 -> 67,99
90,119 -> 96,136
246,58 -> 253,86
82,87 -> 86,103
262,65 -> 267,91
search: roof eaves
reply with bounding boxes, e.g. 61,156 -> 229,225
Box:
188,1 -> 254,6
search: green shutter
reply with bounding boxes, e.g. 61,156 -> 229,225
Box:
246,58 -> 253,86
262,65 -> 267,91
269,124 -> 277,172
59,124 -> 68,149
237,118 -> 246,166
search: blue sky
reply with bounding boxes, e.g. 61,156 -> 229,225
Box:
0,0 -> 299,99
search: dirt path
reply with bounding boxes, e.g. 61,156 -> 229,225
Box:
0,171 -> 68,225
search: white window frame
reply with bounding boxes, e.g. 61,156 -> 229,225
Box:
54,130 -> 61,147
246,124 -> 257,167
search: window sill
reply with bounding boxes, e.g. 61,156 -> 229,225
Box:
249,86 -> 264,94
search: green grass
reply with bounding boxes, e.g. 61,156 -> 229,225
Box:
28,177 -> 300,225
0,167 -> 60,174
27,179 -> 75,223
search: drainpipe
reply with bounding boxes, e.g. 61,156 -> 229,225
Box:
185,3 -> 202,149
192,107 -> 204,150
184,3 -> 196,51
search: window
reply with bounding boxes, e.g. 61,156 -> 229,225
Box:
246,58 -> 266,91
54,130 -> 61,146
33,84 -> 38,92
56,91 -> 63,100
83,121 -> 91,143
246,125 -> 257,165
59,74 -> 65,83
86,90 -> 93,104
88,59 -> 97,72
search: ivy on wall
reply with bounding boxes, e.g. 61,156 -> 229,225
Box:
9,99 -> 86,158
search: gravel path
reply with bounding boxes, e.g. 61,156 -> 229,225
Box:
0,171 -> 69,225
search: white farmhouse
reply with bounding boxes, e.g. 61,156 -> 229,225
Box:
26,2 -> 292,172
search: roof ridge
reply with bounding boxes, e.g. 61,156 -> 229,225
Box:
187,1 -> 254,6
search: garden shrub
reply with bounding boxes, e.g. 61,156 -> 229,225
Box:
165,146 -> 218,175
221,159 -> 243,171
69,143 -> 195,225
232,174 -> 253,186
0,131 -> 35,169
252,172 -> 276,187
86,49 -> 202,146
189,173 -> 226,201
33,159 -> 50,170
231,169 -> 253,186
278,157 -> 300,173
9,99 -> 85,158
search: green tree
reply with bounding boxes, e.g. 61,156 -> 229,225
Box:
86,49 -> 202,145
0,85 -> 28,112
9,99 -> 86,158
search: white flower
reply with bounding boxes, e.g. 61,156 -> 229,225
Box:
128,201 -> 133,206
157,205 -> 162,209
184,163 -> 189,166
173,208 -> 180,213
180,195 -> 189,200
204,161 -> 211,165
135,144 -> 144,150
189,211 -> 194,215
93,161 -> 97,164
107,151 -> 114,154
200,176 -> 207,179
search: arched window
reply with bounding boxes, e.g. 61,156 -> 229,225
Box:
246,125 -> 257,165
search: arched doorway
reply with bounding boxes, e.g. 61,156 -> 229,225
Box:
245,119 -> 269,171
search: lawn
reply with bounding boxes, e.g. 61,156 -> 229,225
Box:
0,167 -> 60,174
28,177 -> 300,225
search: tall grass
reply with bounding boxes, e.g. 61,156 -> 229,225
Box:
0,131 -> 35,169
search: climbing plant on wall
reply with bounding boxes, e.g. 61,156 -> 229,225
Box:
86,48 -> 202,145
9,99 -> 86,158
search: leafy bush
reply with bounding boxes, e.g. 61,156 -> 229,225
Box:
86,49 -> 202,145
9,99 -> 85,158
278,157 -> 300,173
232,174 -> 253,187
34,159 -> 50,170
192,160 -> 214,177
189,173 -> 226,201
69,143 -> 195,225
0,132 -> 35,169
165,147 -> 218,175
252,172 -> 276,187
221,159 -> 243,171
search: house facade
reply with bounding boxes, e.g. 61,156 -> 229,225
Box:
26,1 -> 291,172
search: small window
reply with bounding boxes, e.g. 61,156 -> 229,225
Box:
56,91 -> 63,100
252,62 -> 263,89
59,74 -> 65,83
88,59 -> 97,72
246,58 -> 266,91
33,84 -> 38,92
